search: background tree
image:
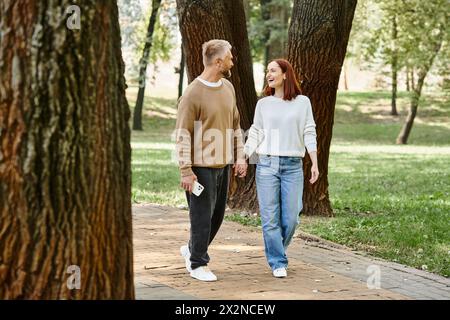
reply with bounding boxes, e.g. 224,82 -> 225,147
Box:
176,0 -> 259,210
176,45 -> 186,99
118,0 -> 147,80
119,0 -> 177,83
395,0 -> 448,144
0,1 -> 134,299
288,0 -> 357,216
133,0 -> 162,130
369,0 -> 403,115
246,0 -> 293,89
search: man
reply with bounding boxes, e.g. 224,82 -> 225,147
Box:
175,39 -> 248,281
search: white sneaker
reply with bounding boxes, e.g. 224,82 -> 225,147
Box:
273,267 -> 287,278
180,245 -> 192,272
190,266 -> 217,282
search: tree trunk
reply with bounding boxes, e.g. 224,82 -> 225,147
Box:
260,0 -> 291,90
396,33 -> 444,144
406,67 -> 410,92
343,60 -> 349,90
178,46 -> 186,99
260,0 -> 272,90
395,93 -> 419,145
133,0 -> 162,131
0,1 -> 134,299
267,0 -> 290,60
390,14 -> 398,116
287,0 -> 357,216
176,0 -> 259,212
243,0 -> 252,21
396,73 -> 425,144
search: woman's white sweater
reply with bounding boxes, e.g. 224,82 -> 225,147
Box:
244,95 -> 317,157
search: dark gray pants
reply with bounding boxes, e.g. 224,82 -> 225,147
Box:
186,165 -> 230,270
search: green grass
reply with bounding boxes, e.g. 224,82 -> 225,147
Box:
303,151 -> 450,277
128,88 -> 450,277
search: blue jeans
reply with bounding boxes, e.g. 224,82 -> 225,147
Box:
256,155 -> 303,270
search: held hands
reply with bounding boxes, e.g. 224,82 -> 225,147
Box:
309,164 -> 319,184
233,161 -> 248,178
181,173 -> 197,193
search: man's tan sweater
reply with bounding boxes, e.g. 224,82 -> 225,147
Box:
175,78 -> 245,177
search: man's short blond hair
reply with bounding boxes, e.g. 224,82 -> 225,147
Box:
202,39 -> 232,66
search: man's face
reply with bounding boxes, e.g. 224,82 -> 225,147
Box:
218,50 -> 234,78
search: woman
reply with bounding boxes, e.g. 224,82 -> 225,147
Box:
244,59 -> 319,278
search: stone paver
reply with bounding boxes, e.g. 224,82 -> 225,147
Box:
133,204 -> 450,300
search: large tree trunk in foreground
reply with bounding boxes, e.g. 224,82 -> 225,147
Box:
0,1 -> 134,299
176,0 -> 259,212
288,0 -> 357,216
133,0 -> 162,130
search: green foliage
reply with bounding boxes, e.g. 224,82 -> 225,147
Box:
245,0 -> 293,63
225,213 -> 262,228
119,0 -> 177,81
119,0 -> 147,79
349,0 -> 449,88
149,0 -> 177,64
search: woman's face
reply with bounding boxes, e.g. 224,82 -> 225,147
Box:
266,61 -> 285,89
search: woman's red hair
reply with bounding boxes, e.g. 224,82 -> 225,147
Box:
263,59 -> 302,100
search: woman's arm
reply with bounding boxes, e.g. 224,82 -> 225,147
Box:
244,101 -> 264,157
308,151 -> 319,184
303,97 -> 319,184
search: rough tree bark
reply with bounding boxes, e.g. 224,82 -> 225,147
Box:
288,0 -> 357,216
0,1 -> 134,299
133,0 -> 162,130
176,0 -> 259,211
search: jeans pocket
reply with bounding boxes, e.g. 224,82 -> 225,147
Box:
258,155 -> 270,166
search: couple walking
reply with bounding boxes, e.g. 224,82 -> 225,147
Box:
174,39 -> 318,282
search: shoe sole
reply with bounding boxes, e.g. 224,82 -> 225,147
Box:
190,274 -> 217,282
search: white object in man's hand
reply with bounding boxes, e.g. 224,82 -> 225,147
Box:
192,181 -> 205,196
181,174 -> 197,193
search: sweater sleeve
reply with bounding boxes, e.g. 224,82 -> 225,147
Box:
244,100 -> 264,157
253,100 -> 263,129
175,95 -> 196,177
303,96 -> 317,153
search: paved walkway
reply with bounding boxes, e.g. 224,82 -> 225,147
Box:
133,204 -> 450,300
